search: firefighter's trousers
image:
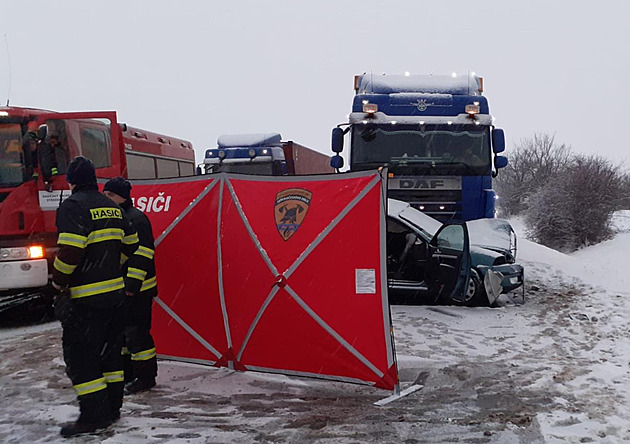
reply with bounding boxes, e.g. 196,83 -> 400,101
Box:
56,293 -> 125,423
122,293 -> 157,383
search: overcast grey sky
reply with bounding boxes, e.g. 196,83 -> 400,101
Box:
1,1 -> 628,166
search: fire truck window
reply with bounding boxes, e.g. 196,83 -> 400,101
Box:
156,158 -> 179,178
0,124 -> 25,186
126,153 -> 156,179
178,161 -> 194,177
80,127 -> 110,169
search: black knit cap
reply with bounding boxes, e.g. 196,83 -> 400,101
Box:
66,156 -> 96,186
103,176 -> 132,201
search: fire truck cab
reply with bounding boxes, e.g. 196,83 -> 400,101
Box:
0,107 -> 195,296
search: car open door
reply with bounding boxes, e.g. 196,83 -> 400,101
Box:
426,223 -> 471,303
31,111 -> 124,179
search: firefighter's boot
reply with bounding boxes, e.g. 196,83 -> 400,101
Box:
124,377 -> 156,395
60,391 -> 112,437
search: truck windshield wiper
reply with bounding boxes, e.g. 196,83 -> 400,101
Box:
389,157 -> 442,165
353,161 -> 390,169
431,160 -> 477,174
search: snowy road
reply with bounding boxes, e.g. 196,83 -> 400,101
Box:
2,215 -> 630,443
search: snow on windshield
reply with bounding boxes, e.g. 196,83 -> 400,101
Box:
467,218 -> 515,254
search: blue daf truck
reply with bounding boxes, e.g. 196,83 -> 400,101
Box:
331,73 -> 508,221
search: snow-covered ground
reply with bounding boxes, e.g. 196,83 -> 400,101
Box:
2,212 -> 630,443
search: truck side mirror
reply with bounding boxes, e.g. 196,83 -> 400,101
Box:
492,128 -> 505,153
332,127 -> 344,153
494,155 -> 508,169
331,155 -> 344,170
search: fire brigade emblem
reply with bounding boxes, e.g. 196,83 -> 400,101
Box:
274,188 -> 312,241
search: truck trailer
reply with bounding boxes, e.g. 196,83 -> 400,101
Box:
0,106 -> 195,310
330,73 -> 508,221
202,133 -> 332,176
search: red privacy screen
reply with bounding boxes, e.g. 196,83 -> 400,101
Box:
129,171 -> 397,390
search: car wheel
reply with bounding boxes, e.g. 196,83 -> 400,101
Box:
453,269 -> 489,307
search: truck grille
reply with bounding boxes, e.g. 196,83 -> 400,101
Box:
388,189 -> 463,221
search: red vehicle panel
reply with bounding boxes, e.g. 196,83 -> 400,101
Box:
0,106 -> 195,293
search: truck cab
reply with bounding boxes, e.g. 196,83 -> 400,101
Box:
202,133 -> 288,175
331,73 -> 508,222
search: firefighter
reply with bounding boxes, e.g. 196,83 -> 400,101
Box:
52,157 -> 139,437
103,177 -> 159,395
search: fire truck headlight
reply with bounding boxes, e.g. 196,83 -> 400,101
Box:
0,246 -> 45,261
439,205 -> 445,210
28,246 -> 45,259
248,149 -> 256,159
262,149 -> 268,155
0,111 -> 8,117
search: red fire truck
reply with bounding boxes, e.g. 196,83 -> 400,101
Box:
0,107 -> 195,311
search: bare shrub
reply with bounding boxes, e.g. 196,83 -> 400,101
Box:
496,134 -> 572,216
525,155 -> 624,251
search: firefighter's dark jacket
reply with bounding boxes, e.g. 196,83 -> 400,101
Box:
120,200 -> 158,297
53,184 -> 139,303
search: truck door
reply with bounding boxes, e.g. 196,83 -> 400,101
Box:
427,223 -> 471,303
31,111 -> 123,179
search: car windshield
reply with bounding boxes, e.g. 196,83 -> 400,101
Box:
351,124 -> 491,175
205,161 -> 274,175
0,123 -> 27,187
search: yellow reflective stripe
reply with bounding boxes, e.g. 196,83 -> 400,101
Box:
135,245 -> 154,259
69,277 -> 125,299
131,347 -> 156,361
121,347 -> 130,356
53,257 -> 77,275
140,276 -> 157,292
127,267 -> 147,281
103,371 -> 124,384
120,253 -> 129,265
74,377 -> 107,396
123,232 -> 139,245
58,232 -> 88,249
87,228 -> 124,245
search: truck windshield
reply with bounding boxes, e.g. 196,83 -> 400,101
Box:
351,124 -> 491,175
0,124 -> 28,187
205,162 -> 274,175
